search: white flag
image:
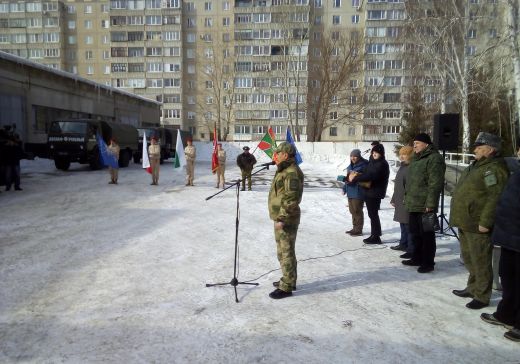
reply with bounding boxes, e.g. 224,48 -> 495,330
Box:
142,132 -> 151,173
174,129 -> 186,169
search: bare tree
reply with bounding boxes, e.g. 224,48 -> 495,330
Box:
271,7 -> 311,141
404,0 -> 506,152
505,0 -> 520,150
197,38 -> 237,141
307,29 -> 365,141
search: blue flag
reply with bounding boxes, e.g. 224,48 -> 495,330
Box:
286,126 -> 303,165
96,133 -> 119,169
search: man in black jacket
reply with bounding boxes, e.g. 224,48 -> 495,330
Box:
236,146 -> 257,191
480,170 -> 520,342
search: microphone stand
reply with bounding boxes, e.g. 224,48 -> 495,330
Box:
205,164 -> 272,303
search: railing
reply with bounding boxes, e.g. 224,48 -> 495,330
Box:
444,152 -> 474,166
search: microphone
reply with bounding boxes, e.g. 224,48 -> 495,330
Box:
258,161 -> 276,167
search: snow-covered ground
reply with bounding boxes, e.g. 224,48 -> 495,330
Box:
0,148 -> 517,363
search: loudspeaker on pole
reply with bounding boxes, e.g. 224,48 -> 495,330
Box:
433,113 -> 460,151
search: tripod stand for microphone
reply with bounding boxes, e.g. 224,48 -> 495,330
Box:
205,165 -> 271,302
437,150 -> 459,240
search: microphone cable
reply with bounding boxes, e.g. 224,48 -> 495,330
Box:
242,244 -> 387,283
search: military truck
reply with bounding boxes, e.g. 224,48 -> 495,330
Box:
48,119 -> 138,170
133,128 -> 191,164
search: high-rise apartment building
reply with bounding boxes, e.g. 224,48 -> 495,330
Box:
0,0 -> 511,142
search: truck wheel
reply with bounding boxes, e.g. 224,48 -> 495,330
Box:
119,150 -> 130,168
55,158 -> 70,171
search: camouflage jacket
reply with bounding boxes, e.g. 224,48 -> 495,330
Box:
185,145 -> 196,162
404,145 -> 446,213
449,156 -> 509,232
268,159 -> 304,225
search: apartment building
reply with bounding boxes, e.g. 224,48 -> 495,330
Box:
0,0 -> 511,142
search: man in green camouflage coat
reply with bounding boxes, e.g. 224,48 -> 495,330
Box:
450,132 -> 509,310
403,133 -> 446,273
268,142 -> 304,299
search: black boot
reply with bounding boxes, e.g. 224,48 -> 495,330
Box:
269,288 -> 292,299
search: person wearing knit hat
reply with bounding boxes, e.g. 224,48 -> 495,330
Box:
343,149 -> 369,236
390,146 -> 414,255
402,132 -> 445,273
414,133 -> 432,145
348,143 -> 390,244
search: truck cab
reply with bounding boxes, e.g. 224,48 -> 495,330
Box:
48,119 -> 138,170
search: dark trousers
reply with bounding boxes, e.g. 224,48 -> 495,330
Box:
409,212 -> 436,268
495,248 -> 520,329
5,164 -> 20,190
365,197 -> 381,237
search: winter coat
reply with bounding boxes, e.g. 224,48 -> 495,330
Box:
352,157 -> 389,199
342,158 -> 368,200
268,158 -> 304,226
492,170 -> 520,252
148,144 -> 161,161
391,163 -> 410,223
404,145 -> 445,213
450,156 -> 509,232
4,140 -> 24,166
237,152 -> 256,171
185,145 -> 196,162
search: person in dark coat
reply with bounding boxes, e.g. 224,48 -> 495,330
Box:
342,149 -> 368,236
236,146 -> 257,191
390,146 -> 414,257
349,143 -> 390,244
4,134 -> 24,191
402,133 -> 446,273
480,170 -> 520,342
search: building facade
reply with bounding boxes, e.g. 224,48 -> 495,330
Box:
0,0 -> 512,142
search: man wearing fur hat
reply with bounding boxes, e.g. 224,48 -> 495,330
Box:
450,132 -> 509,310
268,142 -> 304,299
402,133 -> 446,273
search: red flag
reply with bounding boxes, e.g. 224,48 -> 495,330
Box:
211,126 -> 219,173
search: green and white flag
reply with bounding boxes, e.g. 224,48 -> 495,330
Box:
174,129 -> 186,169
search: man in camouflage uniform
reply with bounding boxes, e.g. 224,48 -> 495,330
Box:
268,142 -> 304,299
184,138 -> 196,186
215,143 -> 226,189
450,132 -> 509,310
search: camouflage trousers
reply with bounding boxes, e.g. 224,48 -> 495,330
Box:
459,229 -> 493,304
241,169 -> 252,189
274,223 -> 299,292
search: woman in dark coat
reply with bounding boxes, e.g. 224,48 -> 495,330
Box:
481,170 -> 520,342
349,144 -> 390,244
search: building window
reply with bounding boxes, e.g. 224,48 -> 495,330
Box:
351,15 -> 360,24
333,0 -> 341,7
85,5 -> 93,13
205,2 -> 212,10
329,127 -> 338,137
